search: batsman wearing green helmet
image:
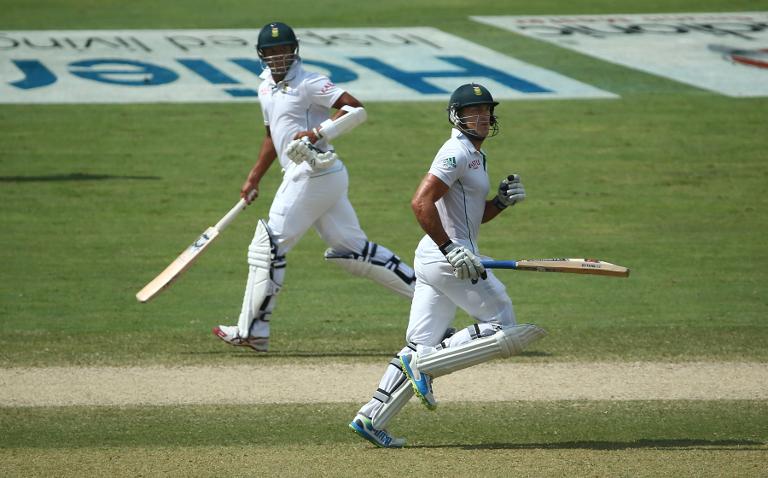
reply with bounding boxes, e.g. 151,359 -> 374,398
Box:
350,83 -> 546,448
213,22 -> 416,352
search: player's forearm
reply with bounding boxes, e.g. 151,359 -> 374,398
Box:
412,173 -> 452,246
241,138 -> 276,201
248,137 -> 278,183
481,200 -> 504,223
412,196 -> 450,246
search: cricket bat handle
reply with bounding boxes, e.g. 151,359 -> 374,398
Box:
481,260 -> 518,269
215,198 -> 249,231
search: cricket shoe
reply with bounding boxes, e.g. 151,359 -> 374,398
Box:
400,353 -> 437,410
212,325 -> 269,352
349,414 -> 405,448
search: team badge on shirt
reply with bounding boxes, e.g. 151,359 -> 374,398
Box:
441,156 -> 457,169
320,81 -> 336,94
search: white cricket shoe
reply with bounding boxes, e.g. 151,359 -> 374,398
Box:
212,325 -> 269,352
400,353 -> 437,410
349,414 -> 406,448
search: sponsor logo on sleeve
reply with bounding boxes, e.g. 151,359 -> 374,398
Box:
441,156 -> 457,169
320,80 -> 336,93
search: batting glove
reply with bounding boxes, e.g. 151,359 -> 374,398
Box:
493,174 -> 526,209
310,150 -> 339,170
285,137 -> 313,165
285,137 -> 338,170
439,241 -> 487,282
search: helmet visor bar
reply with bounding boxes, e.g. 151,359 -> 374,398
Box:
261,52 -> 298,75
449,106 -> 499,139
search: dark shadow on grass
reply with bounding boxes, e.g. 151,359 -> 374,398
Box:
0,172 -> 161,182
411,438 -> 766,451
180,351 -> 393,358
181,350 -> 551,359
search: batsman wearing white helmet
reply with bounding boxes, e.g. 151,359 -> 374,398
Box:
213,22 -> 416,352
349,83 -> 546,448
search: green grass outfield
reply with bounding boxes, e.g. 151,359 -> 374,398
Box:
1,402 -> 766,477
1,0 -> 767,475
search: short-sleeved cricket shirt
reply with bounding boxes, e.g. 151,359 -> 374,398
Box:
416,128 -> 490,264
258,61 -> 345,172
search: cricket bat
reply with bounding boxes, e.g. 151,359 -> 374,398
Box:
136,198 -> 249,303
481,258 -> 630,277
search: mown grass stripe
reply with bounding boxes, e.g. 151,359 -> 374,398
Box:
2,401 -> 765,449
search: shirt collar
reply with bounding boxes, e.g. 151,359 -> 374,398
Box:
451,127 -> 481,154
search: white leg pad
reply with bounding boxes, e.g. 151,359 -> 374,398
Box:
325,241 -> 415,298
371,380 -> 413,430
417,324 -> 547,378
361,349 -> 415,430
369,326 -> 544,429
368,328 -> 454,430
237,220 -> 283,338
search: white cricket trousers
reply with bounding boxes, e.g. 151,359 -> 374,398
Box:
406,257 -> 516,346
356,256 -> 516,422
266,163 -> 367,255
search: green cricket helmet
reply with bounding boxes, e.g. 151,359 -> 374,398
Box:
447,83 -> 499,138
256,22 -> 299,76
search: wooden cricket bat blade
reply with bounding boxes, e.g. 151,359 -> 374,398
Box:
136,227 -> 220,302
136,199 -> 248,303
482,258 -> 630,277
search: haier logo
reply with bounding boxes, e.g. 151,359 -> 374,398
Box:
472,12 -> 768,98
0,28 -> 616,103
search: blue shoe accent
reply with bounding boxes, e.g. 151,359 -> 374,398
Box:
349,415 -> 405,448
400,354 -> 437,410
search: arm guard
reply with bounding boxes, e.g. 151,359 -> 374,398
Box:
315,105 -> 367,141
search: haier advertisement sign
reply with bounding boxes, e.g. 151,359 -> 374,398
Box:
0,27 -> 616,104
472,12 -> 768,97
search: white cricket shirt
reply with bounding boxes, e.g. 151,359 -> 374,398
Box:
416,128 -> 491,264
258,60 -> 345,174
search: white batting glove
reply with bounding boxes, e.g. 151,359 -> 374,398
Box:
310,150 -> 338,170
285,137 -> 338,170
494,174 -> 526,209
439,242 -> 487,281
285,137 -> 313,165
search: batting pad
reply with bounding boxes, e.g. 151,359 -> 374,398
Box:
237,220 -> 274,338
325,242 -> 415,298
417,324 -> 547,378
371,380 -> 414,430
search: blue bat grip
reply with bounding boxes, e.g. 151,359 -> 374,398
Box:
481,260 -> 518,269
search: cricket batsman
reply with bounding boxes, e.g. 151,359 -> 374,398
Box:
213,22 -> 416,352
349,83 -> 546,447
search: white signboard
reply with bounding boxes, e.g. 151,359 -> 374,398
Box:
472,12 -> 768,97
0,27 -> 615,104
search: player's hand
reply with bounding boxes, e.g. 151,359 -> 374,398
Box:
440,242 -> 487,281
286,137 -> 338,170
286,137 -> 313,165
311,150 -> 338,170
240,181 -> 258,204
292,130 -> 320,143
495,174 -> 525,209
